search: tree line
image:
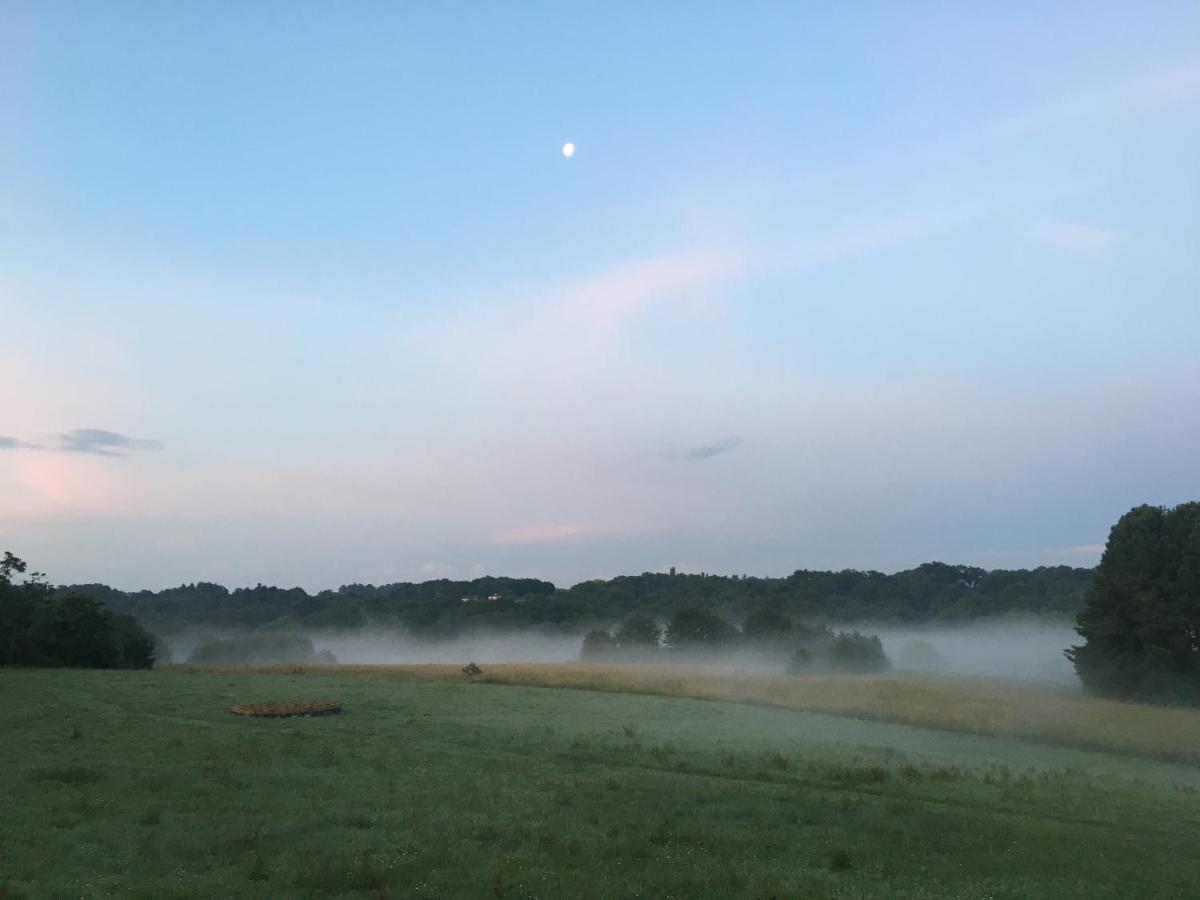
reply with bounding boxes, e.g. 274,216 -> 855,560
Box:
4,498 -> 1198,705
54,561 -> 1092,638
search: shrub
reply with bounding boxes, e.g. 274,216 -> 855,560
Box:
827,631 -> 889,673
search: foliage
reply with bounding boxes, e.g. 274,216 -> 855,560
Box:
664,608 -> 737,649
614,613 -> 661,648
0,553 -> 155,669
580,628 -> 618,660
52,562 -> 1093,639
826,631 -> 889,673
1069,502 -> 1200,704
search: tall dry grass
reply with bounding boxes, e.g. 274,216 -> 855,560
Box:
178,662 -> 1200,764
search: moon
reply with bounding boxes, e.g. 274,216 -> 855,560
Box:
562,142 -> 575,158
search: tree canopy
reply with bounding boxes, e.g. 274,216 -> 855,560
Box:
1,553 -> 156,669
52,563 -> 1092,638
1068,503 -> 1200,704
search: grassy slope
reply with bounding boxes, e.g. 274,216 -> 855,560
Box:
2,668 -> 1199,899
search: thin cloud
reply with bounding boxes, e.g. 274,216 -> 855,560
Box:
1030,219 -> 1117,252
773,206 -> 981,270
986,59 -> 1200,136
58,429 -> 164,456
495,250 -> 744,376
0,436 -> 40,450
684,436 -> 742,461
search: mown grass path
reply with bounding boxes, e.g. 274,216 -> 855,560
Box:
3,668 -> 1200,898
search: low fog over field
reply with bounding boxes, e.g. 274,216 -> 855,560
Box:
171,616 -> 1080,684
868,619 -> 1079,683
314,630 -> 585,665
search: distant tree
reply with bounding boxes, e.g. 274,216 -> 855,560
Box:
786,646 -> 812,674
580,629 -> 616,661
0,553 -> 35,664
897,639 -> 948,672
826,631 -> 889,673
1068,503 -> 1200,703
664,608 -> 736,649
1,551 -> 28,584
742,607 -> 792,641
615,613 -> 661,650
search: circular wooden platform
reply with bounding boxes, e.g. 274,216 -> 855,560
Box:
229,700 -> 342,718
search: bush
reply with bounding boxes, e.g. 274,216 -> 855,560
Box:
784,628 -> 888,675
827,631 -> 889,673
580,629 -> 617,661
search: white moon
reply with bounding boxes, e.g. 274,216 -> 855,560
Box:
562,142 -> 575,158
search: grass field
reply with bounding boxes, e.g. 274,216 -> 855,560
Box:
4,667 -> 1200,898
188,662 -> 1200,764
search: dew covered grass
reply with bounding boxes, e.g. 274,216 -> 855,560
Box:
2,667 -> 1199,898
190,661 -> 1200,764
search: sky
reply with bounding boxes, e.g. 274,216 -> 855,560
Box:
2,2 -> 1198,590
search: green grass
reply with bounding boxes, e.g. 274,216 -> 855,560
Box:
3,668 -> 1200,898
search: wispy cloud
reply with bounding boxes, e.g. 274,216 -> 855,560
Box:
494,250 -> 744,376
0,436 -> 40,450
1030,219 -> 1117,252
58,429 -> 164,456
987,59 -> 1200,136
683,436 -> 742,462
774,207 -> 981,270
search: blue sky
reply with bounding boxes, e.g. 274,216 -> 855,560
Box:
2,3 -> 1198,589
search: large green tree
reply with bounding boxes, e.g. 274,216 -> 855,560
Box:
0,552 -> 157,669
1068,503 -> 1200,703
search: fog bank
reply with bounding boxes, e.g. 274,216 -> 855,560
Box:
869,619 -> 1079,684
167,617 -> 1081,684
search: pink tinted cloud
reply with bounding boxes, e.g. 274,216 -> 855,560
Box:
471,249 -> 744,383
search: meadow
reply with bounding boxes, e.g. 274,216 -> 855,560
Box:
191,661 -> 1200,764
3,666 -> 1200,898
